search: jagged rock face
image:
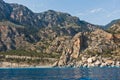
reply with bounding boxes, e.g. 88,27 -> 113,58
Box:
0,25 -> 27,51
36,10 -> 99,32
0,21 -> 41,51
0,0 -> 12,20
49,33 -> 84,66
54,29 -> 120,66
85,29 -> 117,53
108,21 -> 120,33
10,4 -> 43,27
36,10 -> 81,27
38,26 -> 84,40
71,32 -> 82,58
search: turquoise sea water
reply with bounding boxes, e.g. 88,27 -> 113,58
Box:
0,67 -> 120,80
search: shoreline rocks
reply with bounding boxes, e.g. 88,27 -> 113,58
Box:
0,55 -> 120,68
54,54 -> 120,68
73,56 -> 120,68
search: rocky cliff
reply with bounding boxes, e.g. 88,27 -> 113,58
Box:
52,29 -> 120,67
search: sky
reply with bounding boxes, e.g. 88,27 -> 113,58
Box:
4,0 -> 120,25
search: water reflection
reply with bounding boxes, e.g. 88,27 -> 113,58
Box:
0,67 -> 119,80
89,67 -> 120,80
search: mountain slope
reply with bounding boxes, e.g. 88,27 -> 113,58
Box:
105,19 -> 120,29
0,21 -> 27,51
0,0 -> 120,67
106,19 -> 120,33
0,0 -> 100,52
0,0 -> 12,20
36,10 -> 80,27
9,4 -> 44,28
0,0 -> 99,31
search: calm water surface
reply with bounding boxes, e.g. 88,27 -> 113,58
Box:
0,67 -> 120,80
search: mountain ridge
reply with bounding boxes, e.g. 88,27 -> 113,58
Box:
0,0 -> 100,31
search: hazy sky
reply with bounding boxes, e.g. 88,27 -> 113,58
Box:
4,0 -> 120,25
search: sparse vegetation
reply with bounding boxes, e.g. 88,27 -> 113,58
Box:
0,49 -> 60,58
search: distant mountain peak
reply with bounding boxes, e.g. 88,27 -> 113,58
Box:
105,19 -> 120,29
46,10 -> 56,13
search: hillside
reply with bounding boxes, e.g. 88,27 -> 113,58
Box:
0,0 -> 120,67
106,19 -> 120,34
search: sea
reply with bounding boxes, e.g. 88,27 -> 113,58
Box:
0,67 -> 120,80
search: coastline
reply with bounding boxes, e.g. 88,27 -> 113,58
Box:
0,62 -> 52,68
0,61 -> 120,68
0,66 -> 120,69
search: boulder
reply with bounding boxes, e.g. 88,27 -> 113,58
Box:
87,57 -> 96,63
87,58 -> 93,63
52,61 -> 58,67
105,60 -> 114,65
94,60 -> 101,66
